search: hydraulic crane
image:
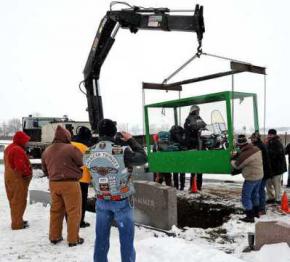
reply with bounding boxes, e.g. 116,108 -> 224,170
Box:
81,2 -> 205,132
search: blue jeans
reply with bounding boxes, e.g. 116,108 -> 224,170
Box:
258,179 -> 267,211
94,198 -> 135,262
242,180 -> 261,211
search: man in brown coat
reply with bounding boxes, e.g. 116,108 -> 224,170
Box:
231,134 -> 263,223
4,131 -> 32,230
42,125 -> 84,247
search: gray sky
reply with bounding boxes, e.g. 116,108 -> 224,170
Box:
0,0 -> 289,131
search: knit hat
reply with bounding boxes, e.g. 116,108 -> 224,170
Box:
236,134 -> 248,146
268,129 -> 277,135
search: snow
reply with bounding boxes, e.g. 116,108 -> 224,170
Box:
0,164 -> 290,262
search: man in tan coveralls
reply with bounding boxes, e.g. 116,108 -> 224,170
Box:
42,125 -> 84,247
4,131 -> 32,230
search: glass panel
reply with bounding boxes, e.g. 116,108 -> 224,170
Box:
232,96 -> 256,136
148,100 -> 228,151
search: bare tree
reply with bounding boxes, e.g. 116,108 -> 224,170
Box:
7,118 -> 22,134
1,122 -> 8,136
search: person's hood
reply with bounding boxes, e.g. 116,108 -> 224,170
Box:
13,131 -> 30,147
53,125 -> 71,143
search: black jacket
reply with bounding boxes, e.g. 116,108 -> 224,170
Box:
184,114 -> 206,149
253,140 -> 272,179
267,136 -> 287,176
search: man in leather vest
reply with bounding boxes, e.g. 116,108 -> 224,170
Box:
84,119 -> 147,262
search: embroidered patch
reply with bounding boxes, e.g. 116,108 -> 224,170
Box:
91,166 -> 118,176
112,145 -> 123,155
99,142 -> 106,149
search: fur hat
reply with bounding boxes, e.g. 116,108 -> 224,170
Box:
236,134 -> 248,146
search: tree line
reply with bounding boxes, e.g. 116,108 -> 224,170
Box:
0,118 -> 22,137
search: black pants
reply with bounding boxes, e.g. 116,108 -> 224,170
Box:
173,173 -> 185,190
80,182 -> 89,224
190,173 -> 203,190
156,173 -> 172,186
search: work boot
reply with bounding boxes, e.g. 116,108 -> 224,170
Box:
50,237 -> 63,245
68,237 -> 84,247
239,210 -> 255,223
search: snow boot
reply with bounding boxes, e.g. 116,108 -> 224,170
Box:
239,210 -> 255,223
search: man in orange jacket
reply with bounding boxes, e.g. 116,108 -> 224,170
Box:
4,131 -> 32,230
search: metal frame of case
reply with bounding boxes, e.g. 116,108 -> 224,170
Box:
144,90 -> 259,174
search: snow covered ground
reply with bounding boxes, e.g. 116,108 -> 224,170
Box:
0,164 -> 290,262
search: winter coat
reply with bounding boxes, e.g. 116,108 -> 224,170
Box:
4,131 -> 32,178
252,140 -> 272,179
267,136 -> 287,176
71,141 -> 91,184
231,144 -> 263,181
42,126 -> 83,181
184,114 -> 206,149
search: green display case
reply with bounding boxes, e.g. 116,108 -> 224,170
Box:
144,91 -> 259,174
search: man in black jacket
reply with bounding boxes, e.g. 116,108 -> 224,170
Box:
265,129 -> 287,203
250,131 -> 271,215
184,105 -> 206,191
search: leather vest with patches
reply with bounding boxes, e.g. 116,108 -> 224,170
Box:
83,141 -> 134,199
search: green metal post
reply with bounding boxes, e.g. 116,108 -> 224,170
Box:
173,107 -> 178,125
253,94 -> 259,132
144,106 -> 151,156
226,92 -> 234,152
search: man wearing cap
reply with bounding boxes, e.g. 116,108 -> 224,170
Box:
231,134 -> 263,222
4,131 -> 32,230
250,131 -> 271,215
84,119 -> 147,262
265,129 -> 287,203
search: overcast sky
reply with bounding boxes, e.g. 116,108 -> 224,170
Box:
0,0 -> 289,131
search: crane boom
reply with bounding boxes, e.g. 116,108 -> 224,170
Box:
82,3 -> 205,131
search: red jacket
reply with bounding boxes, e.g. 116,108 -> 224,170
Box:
4,131 -> 32,177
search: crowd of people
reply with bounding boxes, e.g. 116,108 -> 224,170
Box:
2,115 -> 290,260
231,129 -> 288,223
3,119 -> 146,262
